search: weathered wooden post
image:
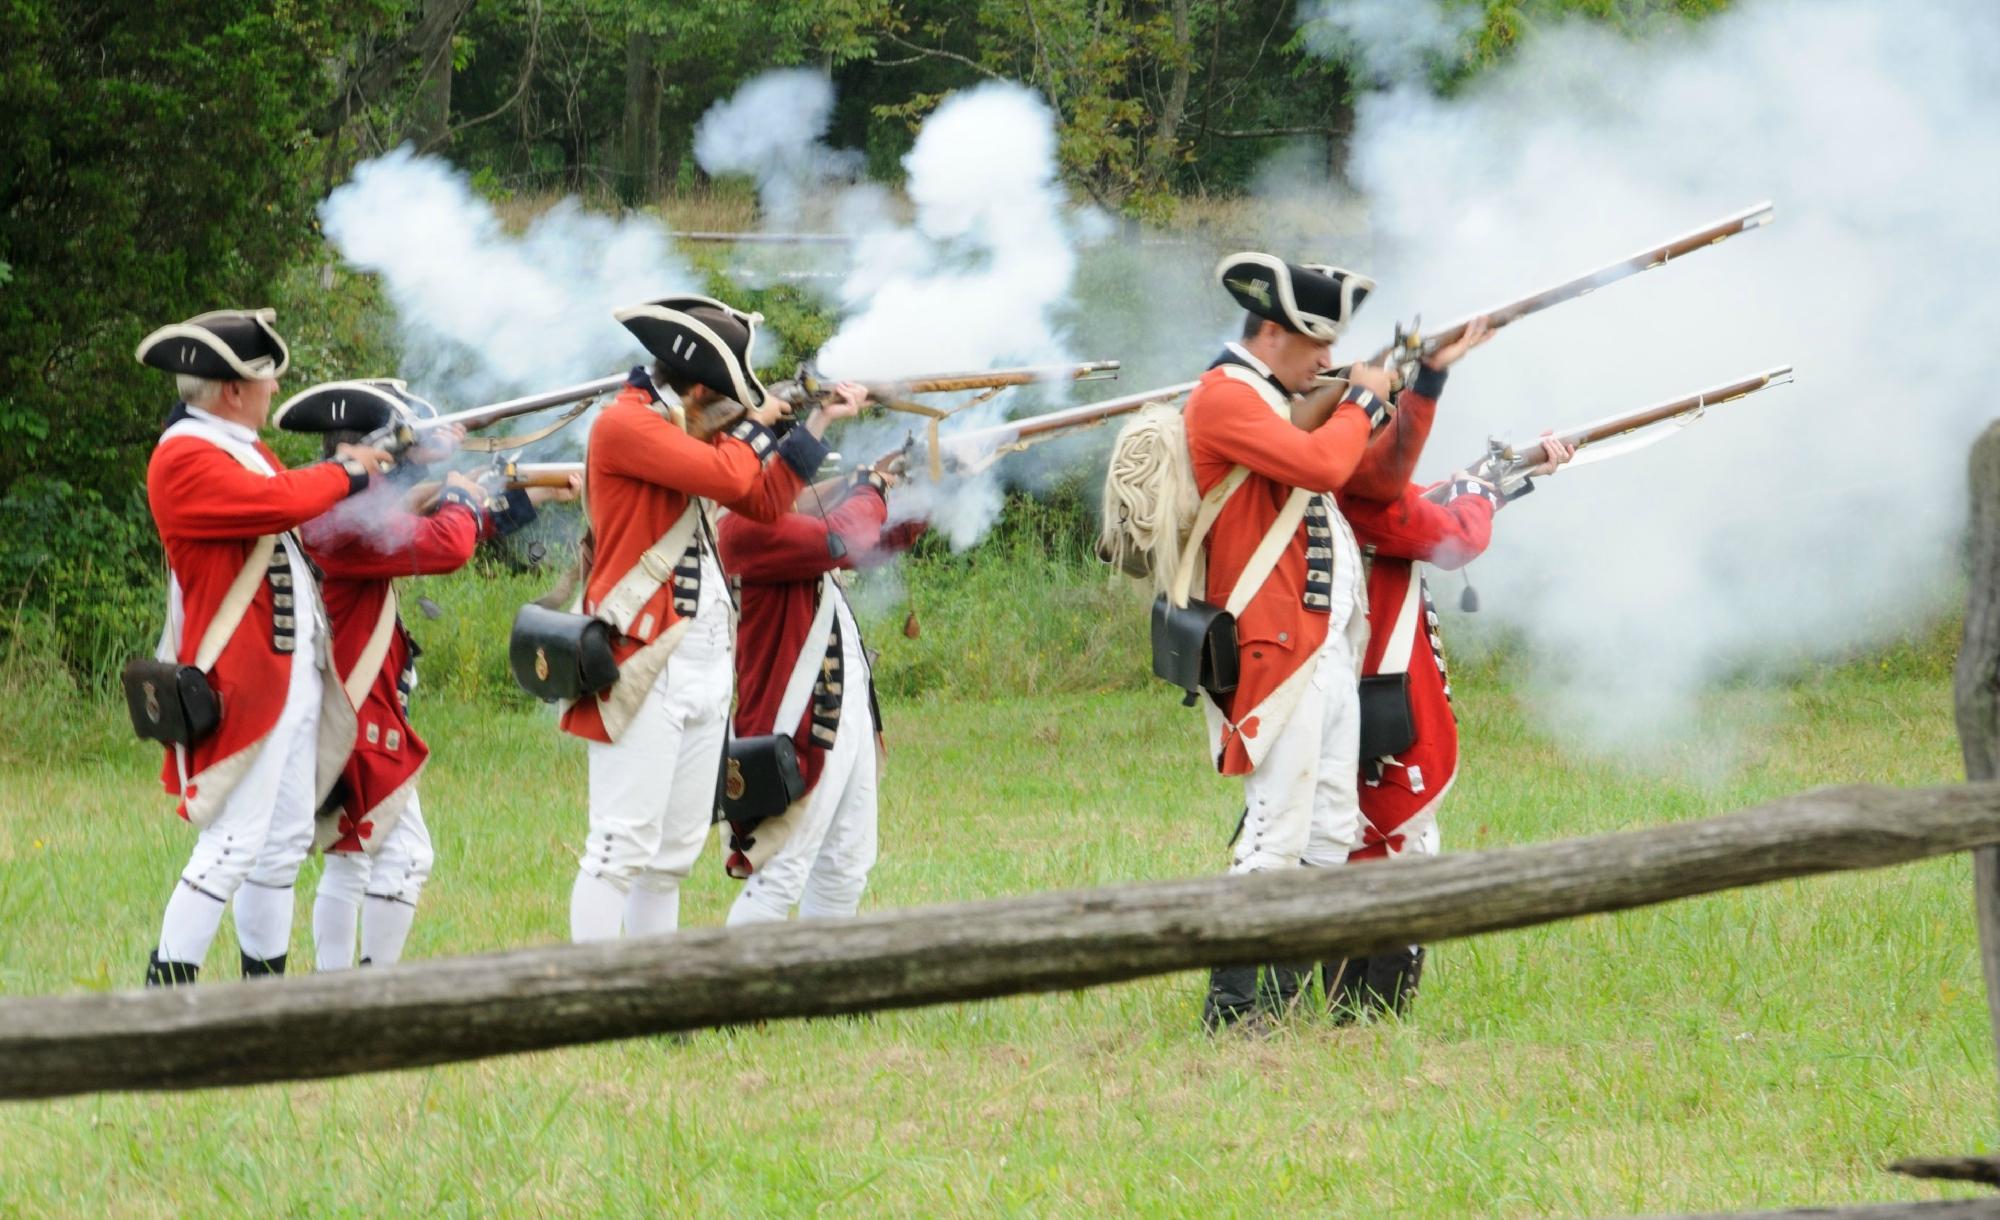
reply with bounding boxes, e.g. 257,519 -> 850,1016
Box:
1895,423 -> 2000,1192
1956,422 -> 2000,1110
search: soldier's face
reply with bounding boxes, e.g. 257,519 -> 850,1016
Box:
1269,329 -> 1335,393
235,377 -> 278,427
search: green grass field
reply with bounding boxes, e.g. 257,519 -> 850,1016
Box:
0,604 -> 1986,1215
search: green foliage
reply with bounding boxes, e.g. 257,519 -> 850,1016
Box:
0,478 -> 159,686
869,485 -> 1152,700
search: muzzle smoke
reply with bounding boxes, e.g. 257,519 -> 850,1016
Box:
1296,0 -> 2000,750
814,82 -> 1089,549
320,147 -> 692,408
694,68 -> 862,228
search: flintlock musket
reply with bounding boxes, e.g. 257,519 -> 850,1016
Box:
1332,201 -> 1777,393
1426,365 -> 1795,502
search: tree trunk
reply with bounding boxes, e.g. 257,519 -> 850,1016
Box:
408,0 -> 461,149
1142,0 -> 1193,190
618,30 -> 661,205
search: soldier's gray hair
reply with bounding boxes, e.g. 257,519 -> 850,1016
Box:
176,374 -> 225,409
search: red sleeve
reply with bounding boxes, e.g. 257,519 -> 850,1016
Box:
593,388 -> 763,503
304,500 -> 482,580
1344,390 -> 1438,502
1186,380 -> 1372,492
1341,482 -> 1496,570
718,451 -> 807,524
866,517 -> 928,568
147,438 -> 354,540
719,488 -> 892,583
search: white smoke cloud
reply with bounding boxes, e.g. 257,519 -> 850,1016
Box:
1311,0 -> 2000,749
818,82 -> 1079,379
819,82 -> 1088,549
320,147 -> 692,409
1299,0 -> 1477,85
693,68 -> 864,227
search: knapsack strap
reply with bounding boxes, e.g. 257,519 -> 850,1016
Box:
1225,488 -> 1312,619
772,573 -> 840,734
1374,569 -> 1425,678
594,503 -> 702,636
343,587 -> 400,709
160,417 -> 285,673
1167,466 -> 1248,608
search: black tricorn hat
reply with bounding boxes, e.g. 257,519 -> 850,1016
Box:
1215,253 -> 1375,343
613,294 -> 768,409
135,308 -> 291,380
272,378 -> 438,434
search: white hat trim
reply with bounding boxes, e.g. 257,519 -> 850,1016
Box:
136,308 -> 291,379
1215,252 -> 1365,343
270,379 -> 413,432
612,303 -> 766,408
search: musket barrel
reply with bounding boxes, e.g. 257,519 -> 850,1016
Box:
918,380 -> 1199,466
1368,202 -> 1776,365
893,361 -> 1121,395
1495,365 -> 1792,474
778,361 -> 1121,407
429,373 -> 629,432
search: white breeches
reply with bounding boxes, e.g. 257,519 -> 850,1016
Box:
1232,626 -> 1365,874
579,614 -> 732,894
729,703 -> 881,925
319,793 -> 435,907
1233,504 -> 1368,875
179,649 -> 323,900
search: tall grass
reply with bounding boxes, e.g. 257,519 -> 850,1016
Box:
0,638 -> 1983,1215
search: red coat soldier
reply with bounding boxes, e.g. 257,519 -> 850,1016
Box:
560,295 -> 861,942
135,310 -> 396,984
1181,254 -> 1395,1030
276,379 -> 578,969
716,457 -> 926,924
1329,345 -> 1573,1018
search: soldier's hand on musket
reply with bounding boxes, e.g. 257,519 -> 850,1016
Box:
801,381 -> 867,439
335,442 -> 399,476
870,451 -> 909,488
1526,432 -> 1575,478
1423,315 -> 1494,371
748,395 -> 792,429
527,472 -> 583,506
1344,360 -> 1396,401
407,423 -> 466,465
821,381 -> 868,421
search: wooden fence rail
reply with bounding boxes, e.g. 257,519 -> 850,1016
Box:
3,781 -> 1998,1101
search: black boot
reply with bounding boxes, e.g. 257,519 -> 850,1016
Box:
1201,965 -> 1260,1033
1256,962 -> 1314,1019
241,952 -> 287,979
1324,956 -> 1372,1024
145,951 -> 199,988
1361,946 -> 1426,1018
